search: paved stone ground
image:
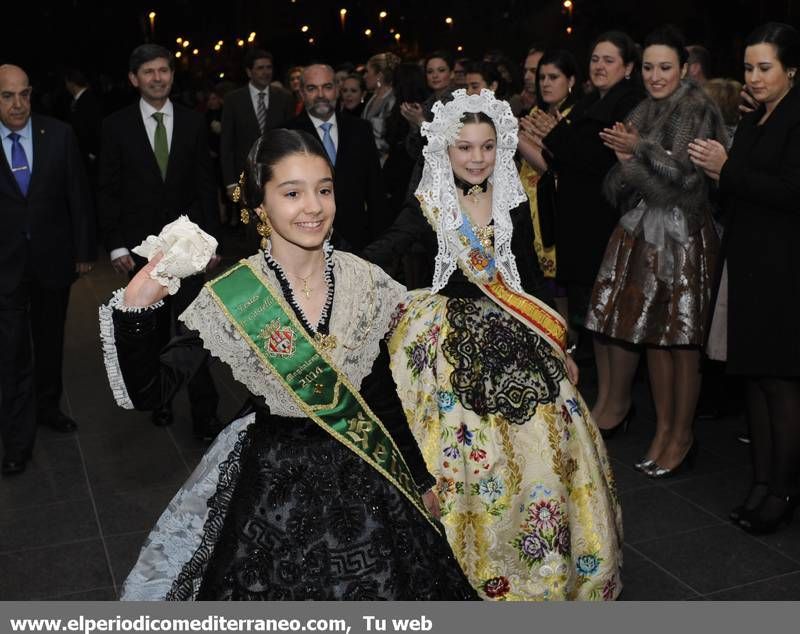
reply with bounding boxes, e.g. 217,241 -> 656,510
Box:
1,243 -> 798,600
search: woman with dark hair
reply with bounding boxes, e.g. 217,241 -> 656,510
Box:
100,128 -> 478,600
690,22 -> 800,534
364,90 -> 623,600
586,25 -> 727,477
525,31 -> 645,436
464,60 -> 508,98
518,49 -> 579,339
400,51 -> 453,141
286,65 -> 305,116
383,63 -> 429,214
338,73 -> 366,117
363,52 -> 401,164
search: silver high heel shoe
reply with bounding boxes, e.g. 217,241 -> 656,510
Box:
634,458 -> 656,472
644,443 -> 698,479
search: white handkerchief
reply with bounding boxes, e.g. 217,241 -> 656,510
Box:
132,216 -> 218,295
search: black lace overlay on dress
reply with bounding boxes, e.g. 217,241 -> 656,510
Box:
442,298 -> 566,424
166,426 -> 253,600
195,417 -> 477,600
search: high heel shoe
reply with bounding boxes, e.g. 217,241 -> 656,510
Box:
645,442 -> 698,479
729,482 -> 768,523
634,457 -> 656,472
599,405 -> 636,440
738,493 -> 799,535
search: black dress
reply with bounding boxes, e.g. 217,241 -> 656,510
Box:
718,85 -> 800,377
362,196 -> 550,301
542,80 -> 644,289
110,252 -> 478,601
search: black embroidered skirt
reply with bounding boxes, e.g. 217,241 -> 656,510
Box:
196,415 -> 477,600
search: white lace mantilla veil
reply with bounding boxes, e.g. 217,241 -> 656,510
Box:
416,88 -> 528,294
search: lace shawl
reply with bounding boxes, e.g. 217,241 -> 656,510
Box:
415,89 -> 528,294
179,251 -> 405,417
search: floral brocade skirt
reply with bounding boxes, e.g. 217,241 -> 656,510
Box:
389,292 -> 623,600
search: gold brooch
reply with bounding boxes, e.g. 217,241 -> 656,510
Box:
315,332 -> 338,351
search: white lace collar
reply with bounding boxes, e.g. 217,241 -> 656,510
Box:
416,88 -> 527,293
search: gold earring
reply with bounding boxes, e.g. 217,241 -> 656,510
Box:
233,171 -> 251,225
256,210 -> 272,250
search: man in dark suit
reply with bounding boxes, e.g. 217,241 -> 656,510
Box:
97,44 -> 221,439
0,64 -> 96,475
64,68 -> 101,183
220,49 -> 294,204
287,64 -> 389,251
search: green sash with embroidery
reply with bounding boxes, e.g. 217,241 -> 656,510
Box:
207,261 -> 438,530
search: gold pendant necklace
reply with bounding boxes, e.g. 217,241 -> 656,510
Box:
298,276 -> 313,299
466,184 -> 485,203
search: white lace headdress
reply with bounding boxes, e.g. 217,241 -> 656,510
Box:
416,88 -> 528,293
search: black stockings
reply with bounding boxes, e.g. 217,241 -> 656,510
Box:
745,377 -> 800,499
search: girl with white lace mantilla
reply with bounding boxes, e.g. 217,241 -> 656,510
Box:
363,90 -> 623,600
99,129 -> 477,601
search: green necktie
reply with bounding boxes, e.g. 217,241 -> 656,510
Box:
152,112 -> 168,179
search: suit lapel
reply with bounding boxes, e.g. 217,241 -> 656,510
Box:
165,106 -> 184,186
26,117 -> 47,198
264,86 -> 282,128
243,88 -> 260,133
334,113 -> 350,162
297,111 -> 317,137
0,136 -> 23,199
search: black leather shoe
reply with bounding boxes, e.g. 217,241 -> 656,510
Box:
152,406 -> 174,427
193,416 -> 224,441
39,412 -> 78,433
2,458 -> 27,476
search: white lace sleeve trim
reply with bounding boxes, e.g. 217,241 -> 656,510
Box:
416,89 -> 527,294
98,289 -> 166,410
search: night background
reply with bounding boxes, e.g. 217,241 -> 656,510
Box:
2,0 -> 798,112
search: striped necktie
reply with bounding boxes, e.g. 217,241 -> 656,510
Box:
256,91 -> 267,133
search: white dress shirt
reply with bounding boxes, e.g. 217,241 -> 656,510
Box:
0,118 -> 34,175
248,83 -> 270,116
308,113 -> 339,151
139,98 -> 174,151
110,99 -> 175,261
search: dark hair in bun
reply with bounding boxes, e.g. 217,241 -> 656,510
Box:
241,128 -> 333,210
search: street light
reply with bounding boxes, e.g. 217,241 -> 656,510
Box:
182,40 -> 190,48
379,11 -> 387,19
301,25 -> 309,33
394,32 -> 400,41
175,51 -> 182,58
176,37 -> 183,44
365,28 -> 372,36
192,48 -> 199,55
445,16 -> 453,25
340,8 -> 347,29
237,39 -> 244,47
214,43 -> 221,52
248,31 -> 256,42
